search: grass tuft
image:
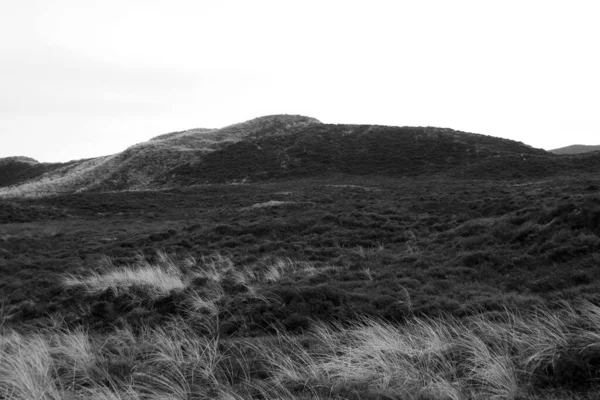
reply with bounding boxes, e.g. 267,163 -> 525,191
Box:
3,301 -> 600,398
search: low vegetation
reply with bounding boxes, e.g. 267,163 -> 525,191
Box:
2,170 -> 600,398
3,175 -> 600,327
2,283 -> 600,399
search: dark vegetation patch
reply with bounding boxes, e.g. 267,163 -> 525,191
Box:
166,124 -> 553,185
0,158 -> 67,188
1,174 -> 599,337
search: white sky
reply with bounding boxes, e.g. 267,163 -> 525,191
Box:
1,0 -> 599,162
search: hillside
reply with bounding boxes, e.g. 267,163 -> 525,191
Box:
0,157 -> 66,188
551,144 -> 600,154
167,124 -> 550,184
3,115 -> 600,197
0,115 -> 320,196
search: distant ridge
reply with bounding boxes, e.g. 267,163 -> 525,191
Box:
550,144 -> 600,154
0,156 -> 39,166
0,156 -> 66,188
2,114 -> 600,197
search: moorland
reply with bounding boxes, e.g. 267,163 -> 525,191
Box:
2,115 -> 600,399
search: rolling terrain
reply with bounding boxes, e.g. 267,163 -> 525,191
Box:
3,114 -> 600,197
0,156 -> 67,188
2,116 -> 600,398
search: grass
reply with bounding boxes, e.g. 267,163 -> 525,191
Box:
2,298 -> 600,399
62,252 -> 191,297
3,175 -> 600,398
3,175 -> 600,335
3,253 -> 600,399
55,251 -> 335,334
62,251 -> 314,298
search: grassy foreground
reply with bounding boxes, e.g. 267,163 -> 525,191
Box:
2,255 -> 600,399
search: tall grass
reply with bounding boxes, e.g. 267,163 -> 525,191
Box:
62,252 -> 188,298
5,253 -> 599,398
63,251 -> 320,298
2,302 -> 600,399
61,251 -> 326,332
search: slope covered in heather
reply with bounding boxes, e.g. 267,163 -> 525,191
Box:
4,115 -> 600,197
166,124 -> 549,184
0,157 -> 66,188
0,115 -> 320,196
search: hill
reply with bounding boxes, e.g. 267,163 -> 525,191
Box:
0,115 -> 322,197
0,157 -> 66,188
551,144 -> 600,154
167,124 -> 550,184
3,114 -> 600,197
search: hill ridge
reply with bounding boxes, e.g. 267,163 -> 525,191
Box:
2,115 -> 599,197
0,156 -> 39,166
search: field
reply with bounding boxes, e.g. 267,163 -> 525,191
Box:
2,173 -> 600,398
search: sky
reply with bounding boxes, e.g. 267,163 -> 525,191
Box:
1,0 -> 599,162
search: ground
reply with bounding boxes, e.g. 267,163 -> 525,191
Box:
2,173 -> 600,398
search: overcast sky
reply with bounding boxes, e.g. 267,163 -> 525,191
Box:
1,1 -> 599,162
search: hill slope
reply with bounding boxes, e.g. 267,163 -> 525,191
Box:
0,115 -> 320,196
3,115 -> 600,196
0,157 -> 66,188
167,124 -> 548,184
551,144 -> 600,154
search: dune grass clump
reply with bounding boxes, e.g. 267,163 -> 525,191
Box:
251,305 -> 600,399
3,302 -> 600,399
6,302 -> 600,399
62,251 -> 315,299
0,326 -> 102,400
28,252 -> 600,398
62,252 -> 192,298
59,251 -> 331,333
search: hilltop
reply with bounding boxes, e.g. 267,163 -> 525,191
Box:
551,144 -> 600,154
0,157 -> 67,188
2,114 -> 600,197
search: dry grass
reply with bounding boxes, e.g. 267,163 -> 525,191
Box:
5,253 -> 598,399
2,302 -> 600,399
62,253 -> 189,298
63,252 -> 324,301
